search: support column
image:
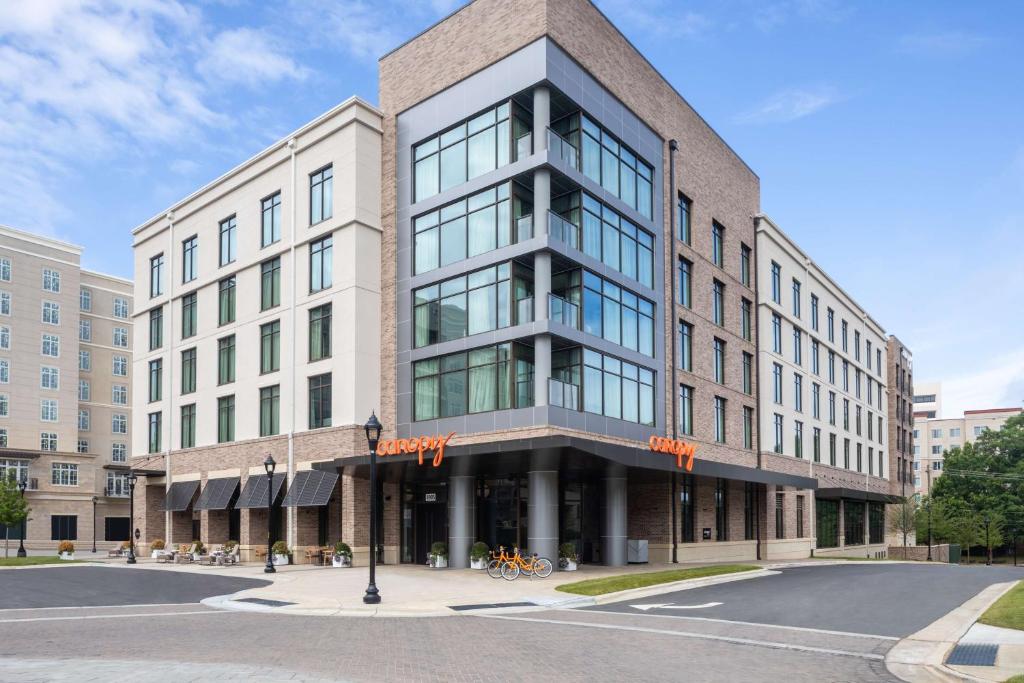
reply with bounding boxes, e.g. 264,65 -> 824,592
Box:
527,463 -> 558,563
603,470 -> 628,566
534,169 -> 550,236
448,475 -> 475,569
533,85 -> 549,154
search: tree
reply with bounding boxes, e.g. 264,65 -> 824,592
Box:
981,512 -> 1006,564
889,497 -> 917,557
0,473 -> 29,559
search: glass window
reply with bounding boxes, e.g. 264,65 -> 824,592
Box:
42,268 -> 61,293
679,384 -> 693,436
413,342 -> 534,421
51,463 -> 78,486
740,244 -> 751,287
309,304 -> 331,361
114,297 -> 129,318
113,326 -> 128,348
413,183 -> 517,275
260,386 -> 280,436
79,287 -> 91,311
414,103 -> 511,202
678,321 -> 692,372
677,194 -> 691,244
413,263 -> 516,348
78,379 -> 89,401
793,328 -> 802,366
744,406 -> 754,450
309,373 -> 332,428
677,257 -> 691,307
148,412 -> 161,453
262,192 -> 281,247
112,443 -> 127,462
0,258 -> 10,282
42,333 -> 60,357
810,294 -> 819,330
773,363 -> 783,404
218,277 -> 236,326
310,236 -> 333,292
219,216 -> 236,266
712,280 -> 724,326
0,325 -> 8,349
217,396 -> 234,443
182,235 -> 198,282
712,222 -> 724,268
741,299 -> 752,341
261,321 -> 280,374
180,404 -> 195,449
578,114 -> 653,219
180,348 -> 196,394
181,292 -> 197,339
310,165 -> 333,224
261,257 -> 281,310
742,352 -> 753,395
217,335 -> 235,385
42,301 -> 60,325
792,279 -> 801,318
148,359 -> 162,403
40,365 -> 59,390
149,307 -> 163,350
772,313 -> 782,353
715,478 -> 728,541
40,398 -> 58,422
770,262 -> 781,304
581,271 -> 654,356
78,351 -> 90,372
713,338 -> 725,384
714,397 -> 726,443
774,413 -> 783,453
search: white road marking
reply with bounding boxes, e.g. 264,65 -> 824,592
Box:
630,602 -> 723,611
572,608 -> 899,641
476,614 -> 886,660
0,602 -> 198,613
0,610 -> 237,624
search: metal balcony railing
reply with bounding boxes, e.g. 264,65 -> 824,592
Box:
548,293 -> 579,330
546,128 -> 579,168
104,486 -> 130,498
548,211 -> 580,251
548,378 -> 580,410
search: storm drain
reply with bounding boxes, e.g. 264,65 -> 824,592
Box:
234,597 -> 296,608
449,602 -> 536,611
946,643 -> 999,666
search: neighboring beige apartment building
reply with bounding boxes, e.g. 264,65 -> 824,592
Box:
754,215 -> 895,559
130,97 -> 382,560
912,382 -> 1021,496
0,225 -> 133,552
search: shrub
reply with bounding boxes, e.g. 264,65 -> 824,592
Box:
151,539 -> 166,550
272,540 -> 289,555
559,543 -> 578,561
430,541 -> 447,558
193,540 -> 206,554
120,540 -> 131,550
57,540 -> 74,554
223,540 -> 237,553
333,541 -> 352,557
470,542 -> 489,560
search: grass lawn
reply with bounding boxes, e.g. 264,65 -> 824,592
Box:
1003,676 -> 1024,683
979,581 -> 1024,631
0,556 -> 80,567
555,564 -> 759,596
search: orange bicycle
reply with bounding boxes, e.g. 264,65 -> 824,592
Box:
500,546 -> 553,580
486,546 -> 512,579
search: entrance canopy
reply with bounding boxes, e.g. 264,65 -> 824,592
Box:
816,487 -> 901,504
235,473 -> 287,509
193,477 -> 240,511
315,435 -> 818,489
281,470 -> 338,507
163,480 -> 200,512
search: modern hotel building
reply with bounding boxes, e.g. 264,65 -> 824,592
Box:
0,225 -> 133,551
129,0 -> 910,567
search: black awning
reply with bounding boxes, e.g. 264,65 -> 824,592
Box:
234,473 -> 287,509
163,480 -> 200,512
103,464 -> 130,471
816,487 -> 902,504
193,477 -> 240,511
281,470 -> 339,507
0,449 -> 40,460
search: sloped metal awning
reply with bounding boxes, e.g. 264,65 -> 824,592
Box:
234,473 -> 287,509
162,480 -> 200,512
815,487 -> 902,504
193,477 -> 240,511
281,470 -> 338,507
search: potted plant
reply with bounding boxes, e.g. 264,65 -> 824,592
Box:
469,542 -> 489,570
428,541 -> 448,568
272,540 -> 290,566
58,540 -> 75,560
223,540 -> 238,558
192,540 -> 206,561
119,540 -> 131,557
332,542 -> 352,568
150,539 -> 166,558
559,543 -> 579,571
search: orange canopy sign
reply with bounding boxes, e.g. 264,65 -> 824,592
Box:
376,432 -> 456,468
648,436 -> 697,471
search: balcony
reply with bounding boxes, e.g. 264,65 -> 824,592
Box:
548,378 -> 580,410
516,131 -> 533,160
104,486 -> 129,498
547,128 -> 579,169
516,296 -> 535,325
548,293 -> 579,330
516,214 -> 534,242
548,211 -> 580,251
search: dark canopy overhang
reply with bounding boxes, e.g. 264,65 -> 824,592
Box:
162,480 -> 200,512
193,477 -> 240,511
314,435 -> 819,489
281,470 -> 339,507
815,487 -> 901,504
235,473 -> 287,509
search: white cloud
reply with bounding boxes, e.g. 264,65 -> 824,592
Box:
935,349 -> 1024,418
734,86 -> 841,124
598,0 -> 711,38
897,31 -> 991,58
198,27 -> 309,86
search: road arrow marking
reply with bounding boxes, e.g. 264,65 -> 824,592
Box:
630,602 -> 722,611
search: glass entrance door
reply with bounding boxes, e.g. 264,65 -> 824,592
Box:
561,480 -> 600,563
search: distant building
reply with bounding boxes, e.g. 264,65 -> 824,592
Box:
0,225 -> 133,552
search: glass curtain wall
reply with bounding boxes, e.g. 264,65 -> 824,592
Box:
412,342 -> 534,421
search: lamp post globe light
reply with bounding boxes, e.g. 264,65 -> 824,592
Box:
264,455 -> 276,574
126,472 -> 138,564
363,411 -> 383,605
16,478 -> 27,558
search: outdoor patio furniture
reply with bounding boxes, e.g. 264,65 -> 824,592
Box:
107,548 -> 123,558
304,548 -> 322,565
155,551 -> 175,564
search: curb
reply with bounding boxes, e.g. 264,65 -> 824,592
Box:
886,580 -> 1020,683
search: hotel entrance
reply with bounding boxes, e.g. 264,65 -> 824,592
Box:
401,483 -> 448,564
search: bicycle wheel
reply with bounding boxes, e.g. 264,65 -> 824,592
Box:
500,561 -> 520,581
532,557 -> 553,578
486,559 -> 503,579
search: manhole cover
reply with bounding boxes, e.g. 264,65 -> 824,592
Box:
946,643 -> 998,666
234,597 -> 296,608
449,602 -> 535,611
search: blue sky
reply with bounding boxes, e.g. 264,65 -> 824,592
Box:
1,0 -> 1021,417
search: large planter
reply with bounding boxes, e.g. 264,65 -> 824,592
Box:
151,550 -> 165,559
428,555 -> 448,568
562,560 -> 578,571
470,557 -> 487,570
60,552 -> 75,561
272,553 -> 290,566
332,554 -> 351,568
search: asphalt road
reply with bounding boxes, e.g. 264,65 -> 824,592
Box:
0,566 -> 268,609
586,562 -> 1024,637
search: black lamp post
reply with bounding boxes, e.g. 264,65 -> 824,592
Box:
16,478 -> 27,558
363,411 -> 383,605
264,455 -> 276,574
126,472 -> 138,564
91,496 -> 98,553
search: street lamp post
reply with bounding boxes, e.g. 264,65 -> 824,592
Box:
92,496 -> 98,553
264,455 -> 276,574
126,472 -> 138,564
17,478 -> 27,558
363,411 -> 383,605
